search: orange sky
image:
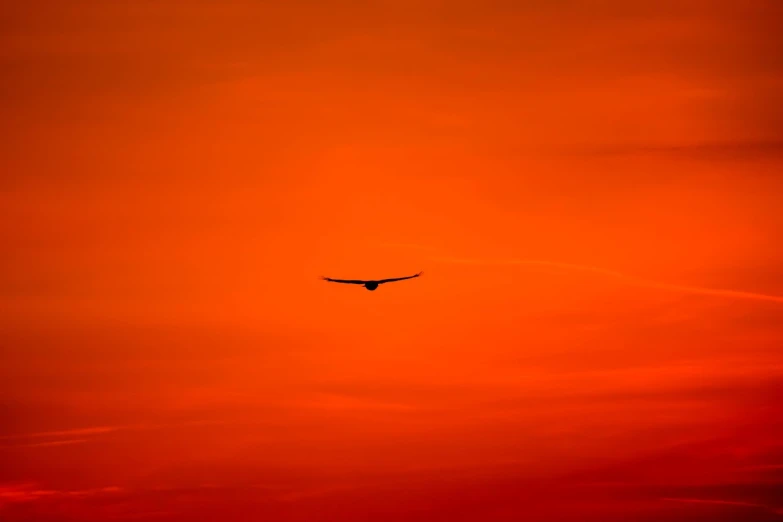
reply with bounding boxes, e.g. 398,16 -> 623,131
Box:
2,1 -> 783,521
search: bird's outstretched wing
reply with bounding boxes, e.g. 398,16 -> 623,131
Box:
322,276 -> 367,285
377,271 -> 423,284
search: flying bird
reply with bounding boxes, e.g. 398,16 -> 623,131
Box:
321,271 -> 423,291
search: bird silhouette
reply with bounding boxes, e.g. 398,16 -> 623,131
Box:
321,271 -> 422,291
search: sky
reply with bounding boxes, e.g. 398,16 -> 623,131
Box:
1,0 -> 783,520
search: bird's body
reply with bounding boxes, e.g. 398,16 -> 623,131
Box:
322,272 -> 422,291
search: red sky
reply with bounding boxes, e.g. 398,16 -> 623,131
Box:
1,1 -> 783,520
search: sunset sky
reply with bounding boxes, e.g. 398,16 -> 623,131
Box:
2,1 -> 783,520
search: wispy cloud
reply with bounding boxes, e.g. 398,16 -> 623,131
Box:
278,483 -> 360,502
436,255 -> 783,304
297,393 -> 416,412
0,483 -> 124,507
661,497 -> 768,508
0,421 -> 218,450
377,242 -> 441,253
6,438 -> 90,448
741,464 -> 783,471
382,243 -> 783,305
560,140 -> 783,161
660,497 -> 783,516
0,426 -> 122,440
0,425 -> 134,450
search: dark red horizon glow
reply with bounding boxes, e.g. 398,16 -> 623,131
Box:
2,1 -> 783,520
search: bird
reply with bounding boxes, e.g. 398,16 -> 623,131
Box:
321,271 -> 423,291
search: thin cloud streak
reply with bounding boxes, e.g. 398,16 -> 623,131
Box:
5,438 -> 90,449
431,255 -> 783,304
0,426 -> 121,440
558,140 -> 783,160
382,242 -> 783,304
0,419 -> 235,445
741,464 -> 783,471
0,483 -> 124,506
660,497 -> 782,514
661,497 -> 766,508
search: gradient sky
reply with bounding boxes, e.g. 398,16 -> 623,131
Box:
2,1 -> 783,521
